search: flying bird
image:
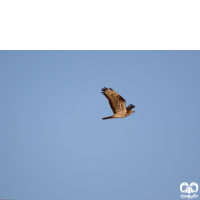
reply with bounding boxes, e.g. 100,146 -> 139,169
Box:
101,87 -> 135,120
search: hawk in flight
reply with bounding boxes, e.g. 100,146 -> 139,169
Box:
101,87 -> 135,120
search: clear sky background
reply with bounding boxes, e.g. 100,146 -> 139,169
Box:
0,51 -> 200,200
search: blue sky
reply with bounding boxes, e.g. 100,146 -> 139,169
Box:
0,51 -> 200,200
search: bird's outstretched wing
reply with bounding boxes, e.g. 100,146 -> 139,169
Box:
126,104 -> 135,111
101,87 -> 126,114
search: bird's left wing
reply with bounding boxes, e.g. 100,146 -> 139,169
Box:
101,87 -> 126,114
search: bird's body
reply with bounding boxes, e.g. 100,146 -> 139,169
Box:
101,87 -> 135,120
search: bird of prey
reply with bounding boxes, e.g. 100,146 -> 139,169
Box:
101,87 -> 135,120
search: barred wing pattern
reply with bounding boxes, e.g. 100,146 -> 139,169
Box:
101,87 -> 135,120
101,87 -> 126,114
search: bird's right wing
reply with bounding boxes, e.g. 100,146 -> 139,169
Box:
126,104 -> 135,111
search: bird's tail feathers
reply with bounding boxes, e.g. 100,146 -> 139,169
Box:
102,115 -> 113,120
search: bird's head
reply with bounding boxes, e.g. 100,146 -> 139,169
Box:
125,110 -> 135,117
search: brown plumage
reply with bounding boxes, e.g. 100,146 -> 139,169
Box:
101,87 -> 135,120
